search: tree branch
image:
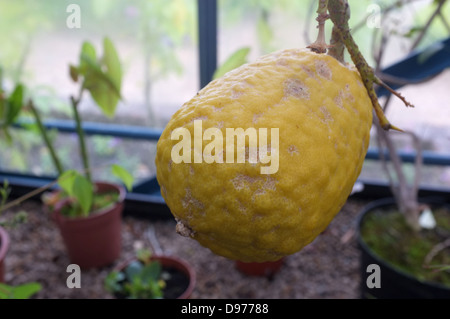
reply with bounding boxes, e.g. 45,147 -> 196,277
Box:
327,0 -> 349,62
328,0 -> 403,131
410,0 -> 447,51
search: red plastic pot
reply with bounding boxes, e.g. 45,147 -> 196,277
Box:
235,258 -> 285,277
113,255 -> 196,299
51,182 -> 126,269
0,226 -> 10,283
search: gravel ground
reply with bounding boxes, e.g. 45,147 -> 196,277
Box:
1,198 -> 368,299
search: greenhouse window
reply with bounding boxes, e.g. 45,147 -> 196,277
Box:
1,0 -> 450,220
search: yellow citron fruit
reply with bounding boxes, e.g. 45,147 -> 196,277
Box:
155,48 -> 373,262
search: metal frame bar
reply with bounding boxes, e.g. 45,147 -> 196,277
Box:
198,0 -> 217,89
14,118 -> 163,141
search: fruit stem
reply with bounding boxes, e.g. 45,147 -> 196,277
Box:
307,0 -> 331,54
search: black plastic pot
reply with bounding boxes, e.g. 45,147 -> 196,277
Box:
357,197 -> 450,299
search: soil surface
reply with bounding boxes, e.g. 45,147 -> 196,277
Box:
1,197 -> 369,299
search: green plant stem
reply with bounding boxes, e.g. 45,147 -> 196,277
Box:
71,89 -> 92,184
28,100 -> 64,175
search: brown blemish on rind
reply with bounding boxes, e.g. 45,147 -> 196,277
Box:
182,188 -> 204,212
288,145 -> 299,155
252,113 -> 264,124
334,87 -> 355,110
301,66 -> 315,78
232,174 -> 278,197
315,60 -> 332,80
231,89 -> 244,99
319,106 -> 334,124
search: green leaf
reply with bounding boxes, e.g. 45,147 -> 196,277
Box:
111,164 -> 134,191
6,83 -> 24,125
1,127 -> 12,144
403,26 -> 424,39
79,38 -> 122,118
57,170 -> 94,215
69,65 -> 79,82
86,77 -> 121,118
9,282 -> 41,299
102,37 -> 122,97
213,47 -> 251,80
104,271 -> 125,294
0,66 -> 3,89
0,98 -> 6,125
72,174 -> 93,216
136,248 -> 152,264
79,41 -> 97,75
20,121 -> 41,134
78,41 -> 121,117
57,170 -> 78,197
125,261 -> 144,281
0,282 -> 41,299
141,262 -> 162,282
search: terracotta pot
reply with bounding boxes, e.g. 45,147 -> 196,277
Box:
235,258 -> 284,277
52,182 -> 126,269
113,255 -> 196,299
0,226 -> 10,283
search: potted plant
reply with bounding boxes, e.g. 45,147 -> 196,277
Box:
0,180 -> 41,296
104,248 -> 196,299
357,197 -> 450,299
0,183 -> 42,297
44,175 -> 129,269
33,37 -> 134,269
322,0 -> 450,298
357,108 -> 450,298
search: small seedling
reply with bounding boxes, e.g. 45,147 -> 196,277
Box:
104,248 -> 168,299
